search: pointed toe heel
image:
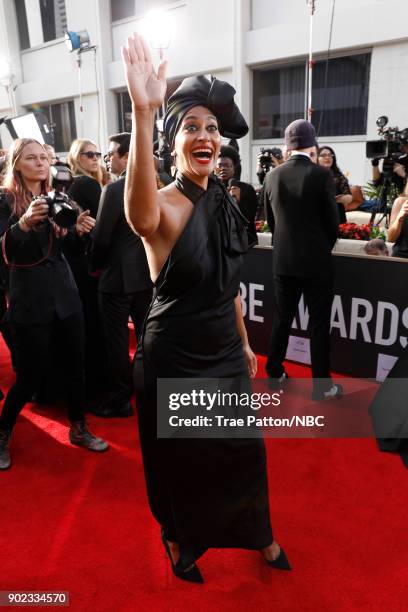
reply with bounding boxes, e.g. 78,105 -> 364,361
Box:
174,562 -> 204,584
161,529 -> 204,584
266,547 -> 292,571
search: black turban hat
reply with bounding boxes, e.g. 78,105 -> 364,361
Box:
163,75 -> 248,149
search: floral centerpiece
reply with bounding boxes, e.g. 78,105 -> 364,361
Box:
255,221 -> 270,233
338,223 -> 387,241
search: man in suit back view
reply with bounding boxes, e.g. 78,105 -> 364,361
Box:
90,133 -> 153,417
263,119 -> 341,400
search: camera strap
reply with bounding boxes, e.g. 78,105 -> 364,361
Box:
1,226 -> 54,268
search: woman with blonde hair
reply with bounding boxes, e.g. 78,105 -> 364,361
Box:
67,139 -> 103,217
0,138 -> 108,469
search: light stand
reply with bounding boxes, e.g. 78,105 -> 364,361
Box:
75,47 -> 97,138
64,30 -> 97,138
306,0 -> 316,122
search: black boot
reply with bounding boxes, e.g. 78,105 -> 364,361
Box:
0,429 -> 11,470
69,421 -> 109,452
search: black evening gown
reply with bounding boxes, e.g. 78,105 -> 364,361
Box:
133,173 -> 273,567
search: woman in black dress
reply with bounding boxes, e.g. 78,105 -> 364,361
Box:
122,33 -> 290,583
317,146 -> 352,223
0,138 -> 108,470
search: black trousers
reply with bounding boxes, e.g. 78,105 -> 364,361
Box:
0,311 -> 86,432
0,289 -> 15,369
266,274 -> 333,388
98,289 -> 152,407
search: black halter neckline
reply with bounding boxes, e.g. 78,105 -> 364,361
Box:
174,172 -> 208,205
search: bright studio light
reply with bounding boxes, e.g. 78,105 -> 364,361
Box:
0,57 -> 12,81
141,10 -> 174,50
64,30 -> 91,52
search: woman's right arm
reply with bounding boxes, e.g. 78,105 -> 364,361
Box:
121,33 -> 167,237
0,196 -> 48,263
0,195 -> 47,238
388,197 -> 408,242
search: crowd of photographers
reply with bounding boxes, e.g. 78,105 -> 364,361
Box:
0,123 -> 407,469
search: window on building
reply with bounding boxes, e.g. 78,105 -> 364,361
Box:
253,52 -> 371,139
253,63 -> 305,140
117,91 -> 133,133
111,0 -> 176,22
111,0 -> 136,21
312,54 -> 371,137
27,100 -> 77,152
15,0 -> 67,50
15,0 -> 30,50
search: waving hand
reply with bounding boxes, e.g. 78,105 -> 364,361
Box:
121,33 -> 167,112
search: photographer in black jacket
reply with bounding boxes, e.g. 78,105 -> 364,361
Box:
0,138 -> 108,470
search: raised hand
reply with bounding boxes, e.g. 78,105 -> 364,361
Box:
393,163 -> 406,179
121,33 -> 167,111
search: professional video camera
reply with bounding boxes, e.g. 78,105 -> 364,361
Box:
366,116 -> 408,175
258,147 -> 283,173
366,116 -> 408,223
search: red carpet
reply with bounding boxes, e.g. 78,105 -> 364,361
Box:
1,339 -> 408,611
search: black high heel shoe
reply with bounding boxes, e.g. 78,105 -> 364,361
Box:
161,529 -> 204,584
264,547 -> 292,571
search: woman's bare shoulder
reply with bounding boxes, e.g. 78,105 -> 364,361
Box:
157,182 -> 179,205
393,196 -> 407,207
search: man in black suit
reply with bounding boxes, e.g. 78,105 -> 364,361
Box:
263,119 -> 341,400
90,133 -> 153,417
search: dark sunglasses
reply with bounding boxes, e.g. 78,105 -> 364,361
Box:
81,151 -> 102,159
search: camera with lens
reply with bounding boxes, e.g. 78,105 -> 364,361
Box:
43,191 -> 78,229
366,116 -> 408,177
258,147 -> 283,173
33,163 -> 77,228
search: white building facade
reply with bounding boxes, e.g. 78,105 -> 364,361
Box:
0,0 -> 407,186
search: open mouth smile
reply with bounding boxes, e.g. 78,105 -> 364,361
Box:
191,148 -> 213,164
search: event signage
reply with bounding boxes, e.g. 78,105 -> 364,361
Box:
240,247 -> 408,380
